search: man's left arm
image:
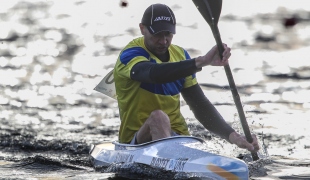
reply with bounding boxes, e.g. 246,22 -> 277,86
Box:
181,84 -> 235,141
181,84 -> 260,152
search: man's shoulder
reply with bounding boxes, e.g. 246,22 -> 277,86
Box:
124,36 -> 144,49
169,44 -> 187,55
122,37 -> 149,56
118,37 -> 150,65
170,43 -> 184,50
169,44 -> 190,60
120,47 -> 150,65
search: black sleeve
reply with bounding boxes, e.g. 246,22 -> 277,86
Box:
130,59 -> 202,83
181,84 -> 235,142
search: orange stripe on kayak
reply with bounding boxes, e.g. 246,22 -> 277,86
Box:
207,164 -> 240,180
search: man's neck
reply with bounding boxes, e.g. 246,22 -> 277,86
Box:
156,51 -> 170,62
143,39 -> 170,62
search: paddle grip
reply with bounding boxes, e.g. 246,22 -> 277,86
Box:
212,26 -> 225,60
211,25 -> 259,161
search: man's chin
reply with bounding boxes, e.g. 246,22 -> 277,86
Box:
156,48 -> 168,54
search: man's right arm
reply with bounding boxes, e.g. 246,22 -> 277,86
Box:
130,60 -> 201,83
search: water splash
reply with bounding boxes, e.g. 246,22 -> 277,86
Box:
99,162 -> 216,180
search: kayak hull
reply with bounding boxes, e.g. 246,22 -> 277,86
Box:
90,136 -> 249,180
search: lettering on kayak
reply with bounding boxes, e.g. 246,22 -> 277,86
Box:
114,153 -> 134,163
150,157 -> 170,169
173,158 -> 188,171
114,144 -> 126,150
151,157 -> 188,171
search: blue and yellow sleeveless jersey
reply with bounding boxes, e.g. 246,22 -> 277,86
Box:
114,37 -> 198,143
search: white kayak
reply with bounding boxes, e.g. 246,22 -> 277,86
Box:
89,136 -> 249,180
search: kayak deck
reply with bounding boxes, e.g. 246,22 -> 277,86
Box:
89,136 -> 249,180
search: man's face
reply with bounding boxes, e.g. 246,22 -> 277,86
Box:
140,24 -> 174,58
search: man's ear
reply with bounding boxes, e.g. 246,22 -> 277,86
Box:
139,23 -> 145,35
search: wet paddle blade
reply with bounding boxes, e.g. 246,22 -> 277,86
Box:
192,0 -> 222,26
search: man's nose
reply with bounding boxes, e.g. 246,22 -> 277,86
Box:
158,35 -> 167,44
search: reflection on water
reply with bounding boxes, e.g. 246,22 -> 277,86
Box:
1,0 -> 310,179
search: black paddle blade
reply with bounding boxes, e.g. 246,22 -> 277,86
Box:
192,0 -> 222,26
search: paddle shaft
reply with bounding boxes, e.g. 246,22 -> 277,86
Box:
212,26 -> 259,161
192,0 -> 259,161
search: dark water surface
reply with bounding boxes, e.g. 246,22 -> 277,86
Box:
1,0 -> 310,179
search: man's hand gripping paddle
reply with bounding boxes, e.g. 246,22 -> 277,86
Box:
192,0 -> 259,161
